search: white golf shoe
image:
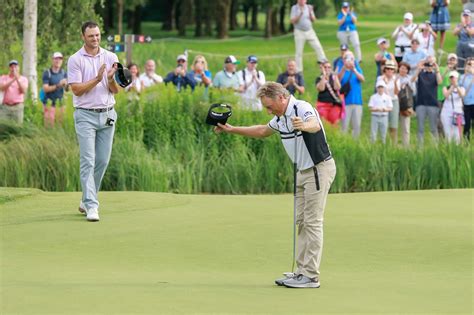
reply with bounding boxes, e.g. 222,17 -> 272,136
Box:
86,208 -> 100,222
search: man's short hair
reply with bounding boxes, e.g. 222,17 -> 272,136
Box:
81,21 -> 99,34
257,82 -> 290,99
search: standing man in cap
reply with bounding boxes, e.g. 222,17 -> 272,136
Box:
291,0 -> 327,72
337,2 -> 362,63
213,55 -> 241,91
0,60 -> 29,124
67,21 -> 120,222
164,54 -> 196,91
238,55 -> 266,110
392,12 -> 418,64
215,82 -> 336,288
41,52 -> 68,127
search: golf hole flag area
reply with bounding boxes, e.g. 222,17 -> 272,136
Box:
0,189 -> 471,314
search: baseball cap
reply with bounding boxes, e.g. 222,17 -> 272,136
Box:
224,55 -> 240,64
462,9 -> 471,16
340,44 -> 349,50
247,55 -> 258,63
447,53 -> 458,60
377,38 -> 387,45
448,71 -> 459,78
404,12 -> 413,20
342,1 -> 350,7
52,52 -> 63,59
176,54 -> 187,62
9,60 -> 19,66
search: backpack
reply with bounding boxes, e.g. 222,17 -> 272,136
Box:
398,83 -> 414,112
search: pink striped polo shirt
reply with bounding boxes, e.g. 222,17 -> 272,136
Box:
67,46 -> 119,109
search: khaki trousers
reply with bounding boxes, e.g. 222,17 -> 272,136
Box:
295,158 -> 336,280
0,103 -> 24,124
294,28 -> 326,72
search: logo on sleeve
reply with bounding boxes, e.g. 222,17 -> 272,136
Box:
304,111 -> 314,118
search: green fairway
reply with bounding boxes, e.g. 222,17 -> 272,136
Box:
0,189 -> 472,314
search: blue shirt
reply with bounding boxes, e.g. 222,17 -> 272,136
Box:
189,70 -> 212,86
340,66 -> 364,105
337,12 -> 357,32
164,71 -> 196,91
42,68 -> 67,104
460,73 -> 474,105
402,50 -> 427,73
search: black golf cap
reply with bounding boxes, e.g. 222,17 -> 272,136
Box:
114,62 -> 132,88
205,103 -> 232,126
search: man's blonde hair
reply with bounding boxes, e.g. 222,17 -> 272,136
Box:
257,82 -> 290,99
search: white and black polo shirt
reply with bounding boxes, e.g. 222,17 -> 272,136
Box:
268,96 -> 332,171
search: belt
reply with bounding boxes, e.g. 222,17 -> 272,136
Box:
76,106 -> 114,113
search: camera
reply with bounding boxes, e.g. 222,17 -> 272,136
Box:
424,62 -> 433,67
106,117 -> 115,126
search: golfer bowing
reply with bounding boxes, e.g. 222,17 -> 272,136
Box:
215,82 -> 336,288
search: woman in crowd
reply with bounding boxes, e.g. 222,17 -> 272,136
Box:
189,55 -> 212,87
125,63 -> 142,101
415,22 -> 437,57
397,62 -> 416,147
441,71 -> 465,144
337,2 -> 362,63
392,12 -> 418,64
430,0 -> 450,51
437,53 -> 458,110
453,9 -> 474,73
376,60 -> 400,144
315,60 -> 342,125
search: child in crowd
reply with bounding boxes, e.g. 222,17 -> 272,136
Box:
368,81 -> 393,143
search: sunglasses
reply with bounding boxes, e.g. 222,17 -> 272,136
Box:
177,59 -> 186,63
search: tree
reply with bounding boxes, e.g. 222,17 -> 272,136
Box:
250,0 -> 259,31
23,0 -> 38,101
194,0 -> 203,36
229,0 -> 240,31
216,0 -> 232,38
161,0 -> 175,31
117,0 -> 124,34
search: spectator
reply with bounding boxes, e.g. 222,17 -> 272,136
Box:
238,55 -> 266,111
412,56 -> 443,145
276,58 -> 305,95
315,60 -> 342,125
124,63 -> 142,100
392,12 -> 418,64
402,38 -> 427,75
337,2 -> 361,63
333,44 -> 348,71
437,53 -> 458,107
164,54 -> 196,92
415,22 -> 437,57
459,57 -> 474,139
453,9 -> 474,74
430,0 -> 450,51
290,0 -> 327,72
189,55 -> 212,87
368,81 -> 393,143
463,0 -> 474,18
338,51 -> 365,138
41,52 -> 68,127
398,62 -> 416,147
213,55 -> 241,90
139,59 -> 163,88
0,60 -> 28,124
377,60 -> 400,144
441,71 -> 465,144
374,37 -> 395,79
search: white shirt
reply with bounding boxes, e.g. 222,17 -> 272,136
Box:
238,68 -> 266,111
290,4 -> 314,32
416,31 -> 436,57
376,75 -> 400,100
268,95 -> 331,171
368,92 -> 393,116
392,23 -> 418,56
442,88 -> 465,115
139,72 -> 163,88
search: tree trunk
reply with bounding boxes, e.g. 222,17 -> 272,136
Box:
279,2 -> 286,33
194,0 -> 203,37
117,0 -> 123,34
23,0 -> 38,101
250,2 -> 258,31
243,4 -> 250,29
132,5 -> 142,34
216,0 -> 232,38
162,0 -> 174,31
229,0 -> 239,31
127,9 -> 133,30
203,2 -> 213,36
271,6 -> 279,36
107,0 -> 114,29
178,0 -> 192,36
264,5 -> 272,38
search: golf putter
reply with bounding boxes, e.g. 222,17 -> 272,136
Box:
291,104 -> 298,273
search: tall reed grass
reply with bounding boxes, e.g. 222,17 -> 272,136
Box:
1,86 -> 472,194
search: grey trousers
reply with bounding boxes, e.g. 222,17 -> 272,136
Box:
342,105 -> 363,139
370,115 -> 389,143
416,105 -> 439,145
74,108 -> 117,210
337,31 -> 362,62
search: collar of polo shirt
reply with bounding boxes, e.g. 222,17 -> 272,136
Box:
284,95 -> 298,117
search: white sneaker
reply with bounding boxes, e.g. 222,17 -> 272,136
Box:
78,201 -> 87,215
86,208 -> 100,222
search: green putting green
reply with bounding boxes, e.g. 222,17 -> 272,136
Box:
1,189 -> 472,314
